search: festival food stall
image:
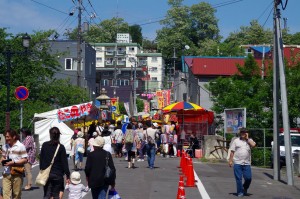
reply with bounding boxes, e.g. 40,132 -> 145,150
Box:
33,101 -> 99,154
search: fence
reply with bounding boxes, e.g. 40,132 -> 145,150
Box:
226,128 -> 273,167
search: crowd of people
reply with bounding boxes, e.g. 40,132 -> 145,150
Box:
0,118 -> 202,199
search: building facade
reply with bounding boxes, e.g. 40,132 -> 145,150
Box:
49,40 -> 96,99
92,38 -> 164,102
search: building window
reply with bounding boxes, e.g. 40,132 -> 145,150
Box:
123,72 -> 129,77
151,77 -> 158,81
105,58 -> 114,65
106,47 -> 114,55
117,47 -> 126,55
151,67 -> 158,72
96,57 -> 102,62
117,57 -> 126,65
101,79 -> 109,86
103,72 -> 109,76
151,57 -> 158,62
65,58 -> 73,70
129,47 -> 135,52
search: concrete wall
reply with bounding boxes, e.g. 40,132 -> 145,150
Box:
204,135 -> 228,159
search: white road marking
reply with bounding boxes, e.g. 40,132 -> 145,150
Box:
194,169 -> 211,199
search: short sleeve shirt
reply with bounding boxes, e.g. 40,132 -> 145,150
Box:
2,140 -> 28,174
229,138 -> 255,165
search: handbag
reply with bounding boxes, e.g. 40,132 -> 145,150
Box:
108,188 -> 122,199
77,146 -> 85,153
10,166 -> 25,175
104,152 -> 115,185
35,144 -> 60,186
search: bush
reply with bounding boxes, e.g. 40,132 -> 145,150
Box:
251,148 -> 272,167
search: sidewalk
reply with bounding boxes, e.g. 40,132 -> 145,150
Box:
194,159 -> 300,199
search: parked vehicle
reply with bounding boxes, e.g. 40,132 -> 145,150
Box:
271,128 -> 300,168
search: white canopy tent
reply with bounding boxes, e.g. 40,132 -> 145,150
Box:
34,101 -> 99,154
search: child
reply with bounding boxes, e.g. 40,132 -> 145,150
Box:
65,171 -> 89,199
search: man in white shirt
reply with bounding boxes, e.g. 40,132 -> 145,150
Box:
145,121 -> 158,169
229,128 -> 256,198
1,129 -> 28,199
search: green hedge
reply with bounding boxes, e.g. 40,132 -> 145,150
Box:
251,148 -> 272,167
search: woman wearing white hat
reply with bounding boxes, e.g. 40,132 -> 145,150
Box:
74,131 -> 85,170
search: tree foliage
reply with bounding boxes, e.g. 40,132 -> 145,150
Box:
0,29 -> 89,132
156,1 -> 220,67
67,18 -> 143,45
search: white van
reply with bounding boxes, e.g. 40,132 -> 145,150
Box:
271,128 -> 300,167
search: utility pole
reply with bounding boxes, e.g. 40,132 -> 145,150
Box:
77,0 -> 82,87
133,60 -> 137,116
113,43 -> 118,97
273,0 -> 293,185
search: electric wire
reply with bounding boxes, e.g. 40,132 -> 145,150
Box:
262,6 -> 273,28
256,1 -> 273,22
30,0 -> 69,15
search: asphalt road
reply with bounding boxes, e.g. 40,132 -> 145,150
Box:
1,156 -> 300,199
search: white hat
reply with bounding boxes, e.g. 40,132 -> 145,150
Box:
77,131 -> 84,138
93,132 -> 98,136
93,136 -> 105,147
70,171 -> 81,184
153,122 -> 158,128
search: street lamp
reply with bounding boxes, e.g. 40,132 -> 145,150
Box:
4,33 -> 31,130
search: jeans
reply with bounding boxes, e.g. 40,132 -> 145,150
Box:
233,164 -> 252,196
146,144 -> 156,168
91,185 -> 109,199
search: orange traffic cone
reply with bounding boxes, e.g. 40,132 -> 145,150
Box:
177,149 -> 181,157
177,176 -> 186,199
186,164 -> 196,187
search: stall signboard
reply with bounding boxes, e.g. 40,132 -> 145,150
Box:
224,108 -> 246,134
57,102 -> 92,122
156,90 -> 171,109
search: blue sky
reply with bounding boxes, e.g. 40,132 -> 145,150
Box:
1,0 -> 299,40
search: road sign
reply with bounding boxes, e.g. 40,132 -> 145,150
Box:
111,106 -> 117,112
15,86 -> 29,101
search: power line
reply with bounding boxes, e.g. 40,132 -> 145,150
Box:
262,6 -> 273,28
256,1 -> 273,22
30,0 -> 69,15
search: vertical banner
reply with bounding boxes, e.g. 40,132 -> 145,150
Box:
224,108 -> 246,134
144,101 -> 150,113
124,102 -> 131,117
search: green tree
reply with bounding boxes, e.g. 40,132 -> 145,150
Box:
156,1 -> 220,68
206,54 -> 273,128
0,29 -> 89,131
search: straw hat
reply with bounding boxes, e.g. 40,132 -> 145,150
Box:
93,136 -> 105,147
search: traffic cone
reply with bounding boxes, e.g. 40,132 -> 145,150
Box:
185,164 -> 196,187
177,176 -> 186,199
177,149 -> 181,157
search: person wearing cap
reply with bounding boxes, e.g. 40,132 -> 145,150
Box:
65,171 -> 89,199
87,132 -> 98,153
85,136 -> 116,199
40,127 -> 70,198
145,120 -> 158,169
229,127 -> 256,197
74,131 -> 85,170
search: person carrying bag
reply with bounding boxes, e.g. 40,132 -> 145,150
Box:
35,144 -> 60,186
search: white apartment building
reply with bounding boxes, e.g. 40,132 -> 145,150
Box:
91,36 -> 164,101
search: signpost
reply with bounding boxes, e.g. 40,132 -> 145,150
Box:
15,86 -> 29,140
111,106 -> 116,112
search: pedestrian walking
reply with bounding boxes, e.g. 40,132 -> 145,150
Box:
74,131 -> 85,170
65,171 -> 89,199
102,125 -> 113,154
229,128 -> 256,197
21,128 -> 36,191
112,123 -> 124,158
136,123 -> 146,161
1,129 -> 28,199
87,132 -> 98,153
124,123 -> 137,168
40,127 -> 70,199
70,129 -> 78,170
145,121 -> 158,169
85,136 -> 116,199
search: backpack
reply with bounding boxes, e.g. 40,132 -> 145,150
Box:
146,130 -> 155,145
125,130 -> 134,144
